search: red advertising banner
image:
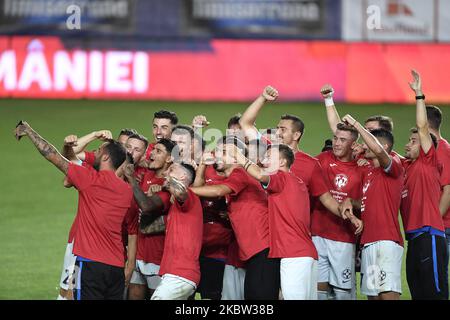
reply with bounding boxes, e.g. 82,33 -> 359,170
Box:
1,36 -> 449,103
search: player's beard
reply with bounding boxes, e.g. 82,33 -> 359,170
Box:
93,159 -> 100,171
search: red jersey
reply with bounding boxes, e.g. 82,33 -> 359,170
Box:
159,189 -> 203,285
401,146 -> 444,232
144,143 -> 155,161
133,170 -> 171,265
437,139 -> 450,228
67,163 -> 133,267
226,238 -> 246,269
290,151 -> 329,197
201,166 -> 233,260
311,151 -> 364,243
360,156 -> 404,246
221,167 -> 269,261
84,151 -> 96,166
265,170 -> 317,259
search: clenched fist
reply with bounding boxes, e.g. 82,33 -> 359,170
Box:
262,86 -> 279,101
320,84 -> 334,99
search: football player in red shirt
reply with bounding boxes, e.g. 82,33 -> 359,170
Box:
228,142 -> 362,299
123,139 -> 176,299
401,70 -> 448,299
15,122 -> 133,300
312,122 -> 365,300
341,114 -> 404,300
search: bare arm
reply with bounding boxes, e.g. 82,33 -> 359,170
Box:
226,144 -> 270,184
343,114 -> 392,169
15,121 -> 69,174
124,234 -> 137,286
409,70 -> 433,153
440,185 -> 450,217
73,130 -> 112,160
190,184 -> 233,198
239,86 -> 279,140
320,84 -> 341,134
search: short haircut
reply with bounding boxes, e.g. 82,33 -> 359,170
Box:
426,105 -> 442,130
336,122 -> 359,141
127,133 -> 149,149
280,114 -> 305,136
409,128 -> 438,149
322,139 -> 333,152
119,128 -> 137,137
154,110 -> 179,125
104,140 -> 127,170
370,128 -> 394,153
228,114 -> 242,129
180,162 -> 196,185
268,144 -> 295,168
365,115 -> 394,132
156,138 -> 176,154
220,135 -> 248,157
172,125 -> 206,151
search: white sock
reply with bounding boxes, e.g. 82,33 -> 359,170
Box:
57,294 -> 67,300
317,290 -> 329,300
334,288 -> 352,300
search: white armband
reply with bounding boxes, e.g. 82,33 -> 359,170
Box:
324,97 -> 334,107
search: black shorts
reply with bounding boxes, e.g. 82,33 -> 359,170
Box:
244,248 -> 280,300
406,232 -> 448,300
74,258 -> 125,300
197,256 -> 226,300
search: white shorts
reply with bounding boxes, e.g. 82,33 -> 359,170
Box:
130,260 -> 161,290
221,265 -> 246,300
280,257 -> 318,300
360,240 -> 403,297
59,241 -> 77,290
151,274 -> 197,300
312,236 -> 356,290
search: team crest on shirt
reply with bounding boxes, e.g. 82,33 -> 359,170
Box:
334,174 -> 348,190
342,268 -> 351,282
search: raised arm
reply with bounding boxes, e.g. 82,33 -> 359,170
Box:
320,84 -> 341,134
190,184 -> 232,199
239,86 -> 279,140
62,135 -> 80,162
342,114 -> 392,169
14,121 -> 70,174
72,130 -> 112,160
226,144 -> 269,184
409,69 -> 433,153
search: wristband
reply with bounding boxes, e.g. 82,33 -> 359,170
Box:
415,94 -> 425,100
324,97 -> 334,107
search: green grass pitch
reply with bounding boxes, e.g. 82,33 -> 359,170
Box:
0,98 -> 449,300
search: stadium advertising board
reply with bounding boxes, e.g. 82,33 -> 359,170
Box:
342,0 -> 450,42
1,36 -> 450,103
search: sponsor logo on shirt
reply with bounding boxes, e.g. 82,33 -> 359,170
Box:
401,189 -> 408,198
363,181 -> 371,194
329,163 -> 337,167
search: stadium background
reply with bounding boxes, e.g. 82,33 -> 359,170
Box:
0,0 -> 449,299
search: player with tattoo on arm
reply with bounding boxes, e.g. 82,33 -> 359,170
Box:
15,122 -> 133,300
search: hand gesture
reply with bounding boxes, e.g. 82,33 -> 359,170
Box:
192,115 -> 210,128
147,184 -> 163,197
262,85 -> 279,101
320,84 -> 334,99
14,120 -> 30,141
64,135 -> 78,147
342,114 -> 357,127
338,198 -> 354,220
94,130 -> 113,141
123,163 -> 135,180
408,69 -> 422,94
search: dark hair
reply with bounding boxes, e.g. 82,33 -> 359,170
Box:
127,133 -> 149,150
280,114 -> 305,137
104,140 -> 127,170
409,128 -> 438,149
154,110 -> 178,125
172,125 -> 206,151
321,139 -> 333,152
156,138 -> 176,154
228,114 -> 242,129
180,162 -> 196,185
119,128 -> 137,138
268,144 -> 295,168
370,128 -> 394,153
220,135 -> 248,157
365,115 -> 394,132
336,122 -> 359,141
426,105 -> 442,130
